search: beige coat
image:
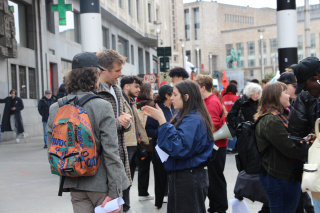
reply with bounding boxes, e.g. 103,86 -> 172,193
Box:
123,96 -> 149,147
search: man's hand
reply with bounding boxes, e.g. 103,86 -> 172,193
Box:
118,112 -> 132,128
101,196 -> 121,213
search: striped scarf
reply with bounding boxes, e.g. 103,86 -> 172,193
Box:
270,109 -> 289,129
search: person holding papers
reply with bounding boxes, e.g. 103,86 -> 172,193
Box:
145,84 -> 175,213
143,80 -> 215,213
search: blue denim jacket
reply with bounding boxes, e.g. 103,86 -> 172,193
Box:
157,110 -> 215,172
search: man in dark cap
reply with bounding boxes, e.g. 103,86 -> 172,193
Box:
278,72 -> 297,105
38,89 -> 56,148
288,57 -> 320,213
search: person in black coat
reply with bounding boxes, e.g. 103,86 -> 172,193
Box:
0,89 -> 28,143
38,90 -> 56,148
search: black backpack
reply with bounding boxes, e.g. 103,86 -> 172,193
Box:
235,115 -> 266,174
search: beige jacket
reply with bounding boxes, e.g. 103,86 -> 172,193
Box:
123,95 -> 149,147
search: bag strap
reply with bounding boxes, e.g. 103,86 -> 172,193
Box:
58,176 -> 65,196
75,94 -> 103,107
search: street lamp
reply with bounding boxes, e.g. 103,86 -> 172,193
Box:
154,21 -> 162,47
209,52 -> 213,76
258,29 -> 265,79
196,45 -> 200,75
180,39 -> 185,68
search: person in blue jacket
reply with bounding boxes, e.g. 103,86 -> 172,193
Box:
145,84 -> 175,213
143,80 -> 215,213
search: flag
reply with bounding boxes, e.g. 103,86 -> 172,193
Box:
222,72 -> 229,89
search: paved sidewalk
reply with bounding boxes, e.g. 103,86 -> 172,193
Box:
0,136 -> 262,213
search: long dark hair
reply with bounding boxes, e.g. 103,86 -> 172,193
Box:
137,82 -> 152,100
170,80 -> 213,138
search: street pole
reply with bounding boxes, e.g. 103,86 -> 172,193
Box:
258,29 -> 265,79
180,39 -> 185,68
273,55 -> 276,75
196,47 -> 200,75
305,0 -> 311,57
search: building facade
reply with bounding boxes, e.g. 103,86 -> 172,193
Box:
0,0 -> 178,140
182,1 -> 320,82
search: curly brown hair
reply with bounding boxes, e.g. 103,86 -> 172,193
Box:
65,67 -> 100,93
96,49 -> 126,70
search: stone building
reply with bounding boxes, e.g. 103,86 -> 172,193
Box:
0,0 -> 179,140
182,1 -> 320,82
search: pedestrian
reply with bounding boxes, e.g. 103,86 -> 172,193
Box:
222,84 -> 239,153
277,72 -> 297,107
261,78 -> 270,89
168,67 -> 189,84
255,82 -> 310,213
121,76 -> 149,213
145,84 -> 175,212
221,80 -> 238,97
0,89 -> 28,143
47,52 -> 130,213
38,90 -> 56,148
288,57 -> 320,213
135,82 -> 155,202
143,80 -> 214,213
195,75 -> 228,213
96,49 -> 133,205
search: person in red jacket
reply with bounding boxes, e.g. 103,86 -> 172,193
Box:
222,84 -> 239,153
195,75 -> 228,213
221,79 -> 238,97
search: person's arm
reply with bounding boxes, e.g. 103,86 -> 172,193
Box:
227,98 -> 242,130
38,100 -> 43,116
264,117 -> 307,160
207,101 -> 224,131
15,98 -> 24,111
145,116 -> 159,139
0,97 -> 8,103
288,96 -> 310,137
157,115 -> 202,159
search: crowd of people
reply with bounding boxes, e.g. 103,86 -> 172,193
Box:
2,49 -> 320,213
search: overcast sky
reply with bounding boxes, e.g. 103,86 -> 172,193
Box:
183,0 -> 320,8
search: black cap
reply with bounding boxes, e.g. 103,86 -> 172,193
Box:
159,85 -> 173,97
278,72 -> 297,85
294,57 -> 320,94
72,52 -> 106,71
45,90 -> 52,94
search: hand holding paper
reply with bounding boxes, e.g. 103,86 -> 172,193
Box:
95,197 -> 124,213
155,145 -> 169,163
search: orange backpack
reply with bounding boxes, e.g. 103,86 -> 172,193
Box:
48,94 -> 102,178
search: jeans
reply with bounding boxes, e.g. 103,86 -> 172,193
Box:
260,172 -> 301,213
168,166 -> 208,213
227,136 -> 237,150
10,115 -> 18,137
313,197 -> 320,213
43,122 -> 47,145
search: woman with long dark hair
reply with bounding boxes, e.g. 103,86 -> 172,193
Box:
143,80 -> 214,213
145,84 -> 175,212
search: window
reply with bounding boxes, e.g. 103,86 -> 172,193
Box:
136,0 -> 140,23
156,8 -> 159,21
138,47 -> 144,74
247,41 -> 255,56
194,8 -> 200,40
225,44 -> 233,56
61,60 -> 72,76
59,10 -> 81,43
102,27 -> 110,50
248,59 -> 255,67
259,40 -> 267,65
9,1 -> 35,49
146,51 -> 150,74
131,45 -> 134,65
119,0 -> 122,8
28,68 -> 37,99
184,9 -> 190,41
19,66 -> 27,99
45,0 -> 55,34
11,64 -> 17,91
112,34 -> 116,50
118,36 -> 129,62
236,43 -> 244,67
270,38 -> 278,65
247,41 -> 255,67
186,50 -> 191,62
148,3 -> 151,23
250,70 -> 254,77
128,0 -> 131,15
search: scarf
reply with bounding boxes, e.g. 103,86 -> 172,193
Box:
270,109 -> 289,129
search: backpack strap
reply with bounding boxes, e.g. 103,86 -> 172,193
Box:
58,96 -> 78,108
75,94 -> 103,107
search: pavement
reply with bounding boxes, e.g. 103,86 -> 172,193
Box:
0,136 -> 263,213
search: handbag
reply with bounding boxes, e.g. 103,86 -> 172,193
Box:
301,118 -> 320,200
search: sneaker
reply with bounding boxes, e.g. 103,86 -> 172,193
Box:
154,207 -> 162,213
44,145 -> 47,149
163,196 -> 168,203
139,195 -> 154,201
15,138 -> 20,143
23,133 -> 28,143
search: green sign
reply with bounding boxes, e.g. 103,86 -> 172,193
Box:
52,0 -> 73,25
157,47 -> 172,57
160,57 -> 170,72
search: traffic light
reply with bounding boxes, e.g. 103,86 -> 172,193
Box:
160,57 -> 170,72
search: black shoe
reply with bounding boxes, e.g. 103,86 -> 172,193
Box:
44,145 -> 47,149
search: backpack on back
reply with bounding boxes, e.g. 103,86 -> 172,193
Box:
235,115 -> 266,174
48,94 -> 102,178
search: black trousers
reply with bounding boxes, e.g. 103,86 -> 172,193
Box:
168,166 -> 208,213
138,151 -> 152,196
123,146 -> 138,212
152,151 -> 168,208
207,147 -> 228,213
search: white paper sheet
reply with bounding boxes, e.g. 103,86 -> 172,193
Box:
229,198 -> 250,213
94,197 -> 125,213
155,145 -> 169,163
